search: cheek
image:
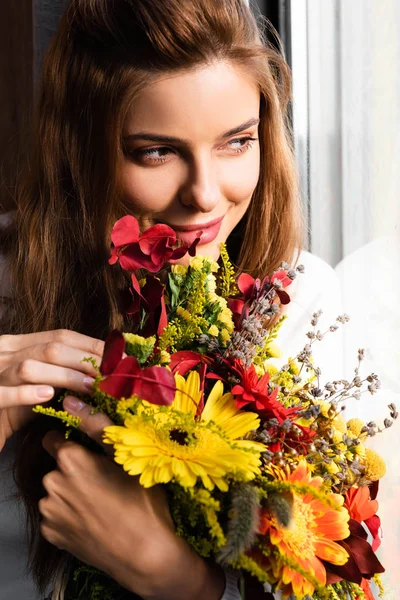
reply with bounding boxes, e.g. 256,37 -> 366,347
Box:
221,150 -> 260,205
120,163 -> 180,215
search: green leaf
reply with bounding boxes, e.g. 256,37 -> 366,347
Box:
168,273 -> 181,310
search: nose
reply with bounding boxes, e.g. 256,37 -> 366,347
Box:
178,154 -> 221,213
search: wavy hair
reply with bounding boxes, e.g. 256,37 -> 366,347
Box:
4,0 -> 303,593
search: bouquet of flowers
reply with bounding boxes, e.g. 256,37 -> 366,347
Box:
36,216 -> 396,600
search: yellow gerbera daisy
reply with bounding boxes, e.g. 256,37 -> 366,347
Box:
103,372 -> 264,491
259,461 -> 350,599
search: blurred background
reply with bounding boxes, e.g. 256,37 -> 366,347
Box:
1,1 -> 399,595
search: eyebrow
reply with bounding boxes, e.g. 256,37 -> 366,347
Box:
123,117 -> 260,145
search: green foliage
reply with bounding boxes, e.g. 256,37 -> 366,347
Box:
168,484 -> 226,557
32,406 -> 81,437
65,563 -> 139,600
312,581 -> 365,599
123,333 -> 156,363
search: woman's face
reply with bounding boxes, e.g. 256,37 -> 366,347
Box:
121,60 -> 261,261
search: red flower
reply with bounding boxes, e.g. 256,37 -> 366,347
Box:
121,275 -> 167,337
229,269 -> 294,324
98,330 -> 176,405
109,216 -> 199,276
231,361 -> 293,421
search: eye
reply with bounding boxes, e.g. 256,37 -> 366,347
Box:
127,146 -> 176,165
224,136 -> 258,155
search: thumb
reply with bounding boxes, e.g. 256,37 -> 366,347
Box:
63,396 -> 113,454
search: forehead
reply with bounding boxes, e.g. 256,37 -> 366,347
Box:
123,61 -> 260,139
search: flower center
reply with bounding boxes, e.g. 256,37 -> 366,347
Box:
169,428 -> 190,445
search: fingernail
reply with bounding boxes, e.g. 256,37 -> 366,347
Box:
36,386 -> 54,399
83,376 -> 95,391
64,396 -> 86,414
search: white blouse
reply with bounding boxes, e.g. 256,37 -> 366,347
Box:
0,250 -> 346,600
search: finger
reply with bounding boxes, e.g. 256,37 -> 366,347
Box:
0,330 -> 105,356
0,360 -> 95,394
0,343 -> 102,378
42,430 -> 72,460
63,396 -> 114,454
0,384 -> 54,410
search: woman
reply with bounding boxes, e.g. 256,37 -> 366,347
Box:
0,0 -> 343,598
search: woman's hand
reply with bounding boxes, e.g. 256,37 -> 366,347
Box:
0,330 -> 104,448
39,398 -> 226,600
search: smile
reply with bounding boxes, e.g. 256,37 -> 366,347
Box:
164,215 -> 225,246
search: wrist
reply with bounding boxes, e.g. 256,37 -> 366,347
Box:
113,532 -> 225,600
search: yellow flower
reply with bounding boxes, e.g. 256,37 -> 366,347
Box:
334,414 -> 347,434
347,418 -> 368,441
288,358 -> 301,375
103,373 -> 264,491
218,307 -> 234,332
208,291 -> 228,310
190,256 -> 218,272
171,264 -> 187,275
255,364 -> 265,378
260,461 -> 350,599
159,351 -> 171,365
220,328 -> 231,343
206,273 -> 217,292
264,362 -> 279,376
208,324 -> 219,337
176,306 -> 191,321
266,342 -> 281,358
363,448 -> 386,481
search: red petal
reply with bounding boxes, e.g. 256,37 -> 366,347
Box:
228,298 -> 244,315
132,365 -> 176,405
149,239 -> 172,265
100,330 -> 126,375
120,287 -> 141,315
111,216 -> 140,248
169,245 -> 189,262
139,224 -> 176,251
109,247 -> 119,265
131,273 -> 142,296
324,540 -> 363,584
119,245 -> 159,272
206,372 -> 224,380
276,289 -> 291,305
188,236 -> 200,257
345,528 -> 385,577
157,291 -> 168,336
170,351 -> 204,375
364,515 -> 382,552
196,363 -> 207,416
369,480 -> 379,501
98,356 -> 139,398
237,273 -> 255,297
231,385 -> 245,395
141,276 -> 164,311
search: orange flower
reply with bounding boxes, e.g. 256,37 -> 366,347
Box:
259,461 -> 350,598
345,486 -> 379,522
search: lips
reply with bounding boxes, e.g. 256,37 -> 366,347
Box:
165,216 -> 224,246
